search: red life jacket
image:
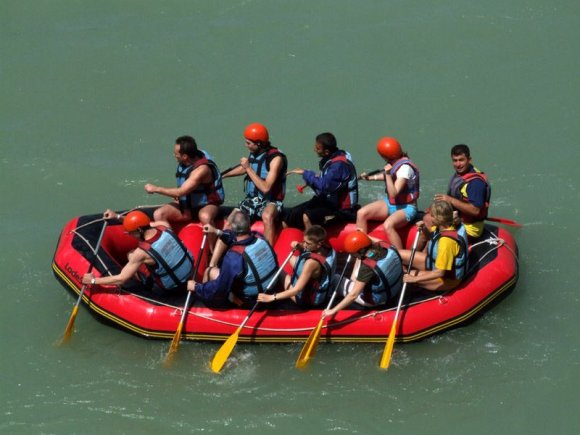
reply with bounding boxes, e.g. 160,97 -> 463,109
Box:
385,157 -> 420,205
447,168 -> 490,222
320,152 -> 359,210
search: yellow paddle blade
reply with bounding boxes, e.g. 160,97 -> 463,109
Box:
379,319 -> 398,369
295,318 -> 324,370
210,326 -> 242,373
59,305 -> 79,345
164,322 -> 184,368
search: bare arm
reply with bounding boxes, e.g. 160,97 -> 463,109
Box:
242,155 -> 284,195
82,249 -> 150,286
222,163 -> 246,178
324,279 -> 365,317
144,165 -> 212,198
433,194 -> 480,218
258,259 -> 319,303
403,268 -> 445,284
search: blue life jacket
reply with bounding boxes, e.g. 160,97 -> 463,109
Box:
139,226 -> 194,291
229,235 -> 278,302
175,150 -> 225,212
319,150 -> 358,210
292,248 -> 337,307
244,147 -> 287,201
386,157 -> 420,205
426,226 -> 469,280
360,242 -> 403,305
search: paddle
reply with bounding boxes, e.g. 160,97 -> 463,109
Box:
357,168 -> 384,180
486,216 -> 522,228
296,169 -> 385,194
164,232 -> 208,367
210,248 -> 297,374
295,254 -> 352,370
379,228 -> 421,369
59,221 -> 108,345
220,163 -> 241,177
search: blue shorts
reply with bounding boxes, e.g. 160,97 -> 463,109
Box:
383,197 -> 417,222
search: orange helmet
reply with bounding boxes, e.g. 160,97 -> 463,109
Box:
123,211 -> 150,232
343,230 -> 372,254
376,137 -> 402,160
244,122 -> 269,143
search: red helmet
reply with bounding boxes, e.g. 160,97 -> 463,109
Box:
343,230 -> 372,254
376,137 -> 402,160
123,211 -> 150,232
244,123 -> 269,143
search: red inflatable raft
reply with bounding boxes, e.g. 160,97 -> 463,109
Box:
52,211 -> 518,344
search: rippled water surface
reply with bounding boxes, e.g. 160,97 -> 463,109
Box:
1,0 -> 579,433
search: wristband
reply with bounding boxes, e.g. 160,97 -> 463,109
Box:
90,278 -> 96,285
274,293 -> 277,301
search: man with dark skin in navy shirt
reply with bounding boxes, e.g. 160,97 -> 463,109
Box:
283,132 -> 359,230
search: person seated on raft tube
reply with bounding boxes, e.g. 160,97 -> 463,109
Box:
187,210 -> 279,308
356,137 -> 419,250
399,200 -> 468,292
143,135 -> 224,246
217,122 -> 287,247
282,132 -> 359,230
82,210 -> 194,294
425,144 -> 491,241
324,230 -> 403,318
257,225 -> 337,308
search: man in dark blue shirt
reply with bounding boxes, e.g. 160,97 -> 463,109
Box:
187,210 -> 278,307
283,132 -> 359,230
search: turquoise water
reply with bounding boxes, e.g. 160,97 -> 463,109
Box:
1,0 -> 579,433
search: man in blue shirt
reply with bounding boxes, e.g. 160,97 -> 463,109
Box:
283,132 -> 359,230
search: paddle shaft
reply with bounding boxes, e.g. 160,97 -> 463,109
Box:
295,254 -> 352,369
60,221 -> 108,343
235,248 -> 296,330
357,168 -> 384,180
380,229 -> 421,369
297,168 -> 384,193
486,216 -> 522,228
72,221 -> 108,308
220,163 -> 241,177
163,233 -> 208,366
176,233 -> 208,326
210,248 -> 296,373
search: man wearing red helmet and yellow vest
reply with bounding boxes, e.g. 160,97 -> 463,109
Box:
432,144 -> 491,239
356,137 -> 420,250
218,123 -> 287,247
82,210 -> 193,294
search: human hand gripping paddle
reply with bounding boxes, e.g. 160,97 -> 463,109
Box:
58,221 -> 108,345
164,233 -> 208,367
379,228 -> 421,369
295,254 -> 353,370
295,169 -> 385,194
209,247 -> 297,374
